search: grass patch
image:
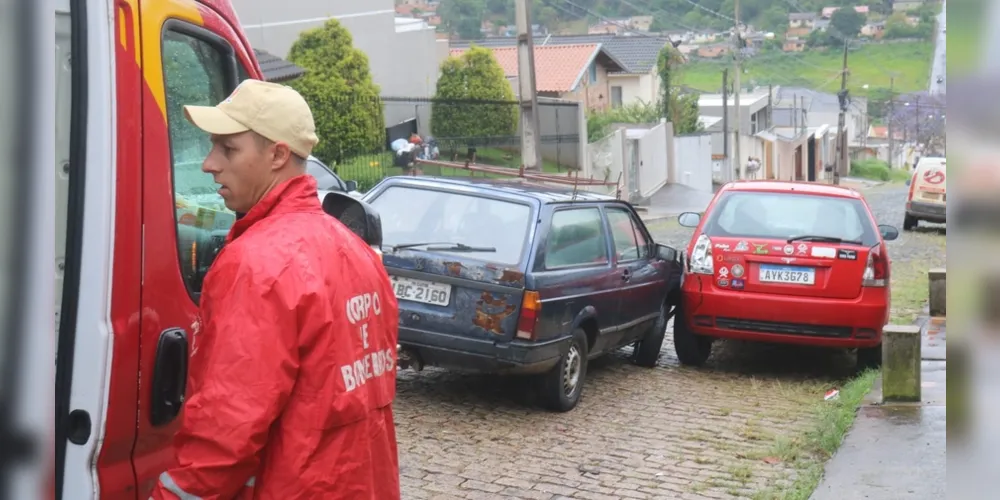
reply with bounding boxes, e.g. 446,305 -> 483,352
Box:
751,369 -> 879,500
473,147 -> 567,173
681,42 -> 933,95
849,159 -> 911,183
729,464 -> 754,484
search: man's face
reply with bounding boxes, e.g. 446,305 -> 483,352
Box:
202,132 -> 274,214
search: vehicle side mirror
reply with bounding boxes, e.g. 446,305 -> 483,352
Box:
344,179 -> 358,192
677,212 -> 701,228
878,224 -> 899,241
656,243 -> 679,263
321,191 -> 383,248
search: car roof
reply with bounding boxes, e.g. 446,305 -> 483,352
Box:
719,180 -> 863,199
373,176 -> 619,204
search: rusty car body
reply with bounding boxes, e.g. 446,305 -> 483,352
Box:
363,177 -> 684,412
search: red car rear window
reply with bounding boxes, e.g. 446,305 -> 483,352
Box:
702,191 -> 880,246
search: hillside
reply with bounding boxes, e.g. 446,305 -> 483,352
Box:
435,0 -> 910,38
681,42 -> 933,95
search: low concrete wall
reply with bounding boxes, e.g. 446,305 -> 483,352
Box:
882,324 -> 922,402
928,268 -> 946,317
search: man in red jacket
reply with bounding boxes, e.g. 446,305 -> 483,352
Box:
150,79 -> 400,500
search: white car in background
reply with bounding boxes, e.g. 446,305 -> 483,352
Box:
306,155 -> 363,201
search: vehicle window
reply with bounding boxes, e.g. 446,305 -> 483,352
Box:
606,207 -> 650,261
367,186 -> 532,266
544,208 -> 608,269
306,158 -> 345,191
162,28 -> 236,296
705,191 -> 878,246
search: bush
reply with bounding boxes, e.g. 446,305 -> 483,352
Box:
431,46 -> 518,143
287,19 -> 385,165
850,159 -> 892,181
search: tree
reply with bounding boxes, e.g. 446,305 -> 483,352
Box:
829,8 -> 864,39
440,0 -> 486,39
758,5 -> 790,34
287,19 -> 384,165
431,45 -> 518,144
656,45 -> 684,122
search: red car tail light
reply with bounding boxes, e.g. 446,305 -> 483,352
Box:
862,244 -> 889,287
688,234 -> 714,275
516,290 -> 541,340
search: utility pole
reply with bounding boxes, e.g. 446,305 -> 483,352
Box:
733,0 -> 743,180
800,95 -> 806,136
515,0 -> 542,171
767,84 -> 773,129
833,38 -> 849,185
886,77 -> 894,169
722,68 -> 730,180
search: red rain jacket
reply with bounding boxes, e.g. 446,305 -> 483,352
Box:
150,175 -> 400,500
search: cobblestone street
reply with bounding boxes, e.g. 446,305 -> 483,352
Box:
392,183 -> 946,500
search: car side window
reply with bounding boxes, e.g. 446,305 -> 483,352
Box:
606,207 -> 649,261
162,27 -> 237,296
544,208 -> 609,269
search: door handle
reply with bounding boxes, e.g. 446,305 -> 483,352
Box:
150,328 -> 189,427
621,269 -> 632,282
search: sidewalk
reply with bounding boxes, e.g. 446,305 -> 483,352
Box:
810,317 -> 946,500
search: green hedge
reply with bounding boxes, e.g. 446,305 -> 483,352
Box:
850,159 -> 911,182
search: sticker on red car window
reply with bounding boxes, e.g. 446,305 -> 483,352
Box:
796,243 -> 808,256
731,264 -> 745,278
811,246 -> 836,258
731,278 -> 745,290
837,249 -> 857,260
735,240 -> 749,252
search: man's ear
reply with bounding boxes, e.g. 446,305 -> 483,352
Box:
270,142 -> 294,171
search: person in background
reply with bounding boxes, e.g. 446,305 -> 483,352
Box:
149,79 -> 400,500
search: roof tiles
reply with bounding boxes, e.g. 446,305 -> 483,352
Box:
450,44 -> 604,93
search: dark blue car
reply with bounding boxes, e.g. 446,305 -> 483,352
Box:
364,177 -> 684,411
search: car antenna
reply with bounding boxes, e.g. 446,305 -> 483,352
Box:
615,172 -> 623,200
571,170 -> 580,201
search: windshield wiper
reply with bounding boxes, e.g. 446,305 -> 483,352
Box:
787,235 -> 863,245
392,241 -> 497,253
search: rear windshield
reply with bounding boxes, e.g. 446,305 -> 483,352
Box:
702,191 -> 880,246
367,185 -> 533,266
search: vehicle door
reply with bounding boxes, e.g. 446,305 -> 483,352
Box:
135,1 -> 260,495
533,205 -> 622,353
603,205 -> 664,343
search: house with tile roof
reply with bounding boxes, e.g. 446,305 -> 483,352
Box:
449,43 -> 626,112
451,34 -> 673,108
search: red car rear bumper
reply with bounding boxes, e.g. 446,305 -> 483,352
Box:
681,275 -> 888,348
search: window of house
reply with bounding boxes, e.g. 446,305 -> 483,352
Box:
605,207 -> 651,262
544,208 -> 608,269
751,112 -> 759,134
162,27 -> 238,297
611,86 -> 623,108
589,63 -> 598,84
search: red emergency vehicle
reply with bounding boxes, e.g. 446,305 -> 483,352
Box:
54,0 -> 382,498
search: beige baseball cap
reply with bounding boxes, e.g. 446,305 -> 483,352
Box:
183,79 -> 319,159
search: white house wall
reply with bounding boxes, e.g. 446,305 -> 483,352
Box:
235,0 -> 442,132
673,134 -> 714,193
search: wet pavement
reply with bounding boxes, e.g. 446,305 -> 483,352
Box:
810,320 -> 947,500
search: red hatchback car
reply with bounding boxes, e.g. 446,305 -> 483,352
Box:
674,181 -> 899,369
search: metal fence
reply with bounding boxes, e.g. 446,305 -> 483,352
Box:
308,95 -> 583,191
